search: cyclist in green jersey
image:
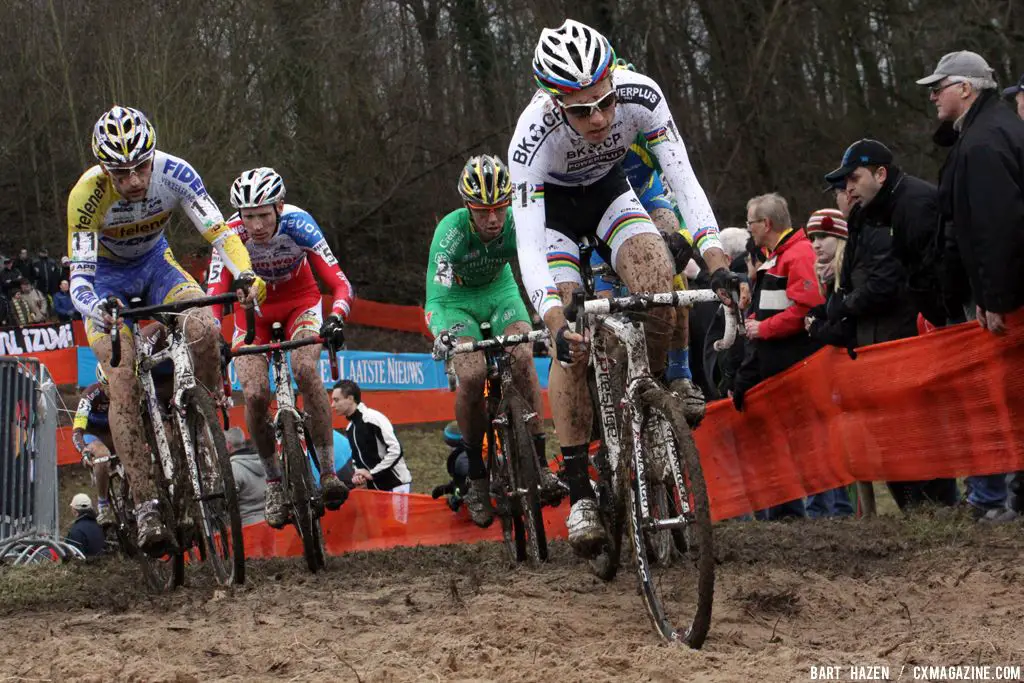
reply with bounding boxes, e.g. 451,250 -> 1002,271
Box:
425,155 -> 559,528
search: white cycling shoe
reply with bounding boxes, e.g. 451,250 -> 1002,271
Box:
566,498 -> 607,558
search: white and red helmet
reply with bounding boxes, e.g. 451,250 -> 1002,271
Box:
230,167 -> 286,209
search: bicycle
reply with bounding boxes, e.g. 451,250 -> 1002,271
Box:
567,240 -> 741,647
105,290 -> 255,590
227,322 -> 341,573
435,323 -> 553,566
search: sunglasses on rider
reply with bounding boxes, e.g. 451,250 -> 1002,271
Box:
466,200 -> 512,212
558,90 -> 618,120
105,158 -> 153,180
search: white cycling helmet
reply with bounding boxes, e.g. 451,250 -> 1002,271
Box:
230,167 -> 286,209
533,19 -> 615,95
91,106 -> 157,169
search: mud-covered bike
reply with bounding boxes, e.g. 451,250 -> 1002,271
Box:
435,323 -> 555,566
568,239 -> 741,646
227,322 -> 341,573
105,290 -> 254,590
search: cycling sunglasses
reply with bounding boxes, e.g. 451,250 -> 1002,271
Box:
557,90 -> 618,120
105,158 -> 154,180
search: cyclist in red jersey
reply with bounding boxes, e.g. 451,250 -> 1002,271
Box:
208,168 -> 352,527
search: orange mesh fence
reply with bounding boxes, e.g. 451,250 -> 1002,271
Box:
695,311 -> 1024,521
55,390 -> 554,466
54,312 -> 1024,528
242,490 -> 570,558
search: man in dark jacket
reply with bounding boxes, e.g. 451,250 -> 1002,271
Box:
32,247 -> 61,296
733,193 -> 824,520
919,50 -> 1024,520
0,256 -> 21,296
824,139 -> 951,326
65,493 -> 106,557
814,140 -> 958,511
921,52 -> 1024,333
12,248 -> 32,282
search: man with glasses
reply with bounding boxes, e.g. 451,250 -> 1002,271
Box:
509,19 -> 734,554
66,105 -> 264,553
425,155 -> 559,527
919,51 -> 1024,522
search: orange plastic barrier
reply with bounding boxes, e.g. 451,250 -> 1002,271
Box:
56,313 -> 1024,526
217,296 -> 432,343
243,489 -> 570,557
55,390 -> 554,466
695,312 -> 1024,521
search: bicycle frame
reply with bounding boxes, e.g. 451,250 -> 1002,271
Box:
228,328 -> 340,499
107,292 -> 249,537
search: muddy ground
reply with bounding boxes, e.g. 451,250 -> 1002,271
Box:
1,512 -> 1021,682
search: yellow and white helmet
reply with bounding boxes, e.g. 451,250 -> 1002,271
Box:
91,106 -> 156,169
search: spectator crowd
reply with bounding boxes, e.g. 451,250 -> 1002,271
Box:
712,51 -> 1023,522
0,246 -> 76,327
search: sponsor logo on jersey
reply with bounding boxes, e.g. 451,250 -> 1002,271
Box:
103,212 -> 169,240
566,147 -> 627,174
616,84 -> 661,111
161,158 -> 209,198
439,226 -> 464,250
566,132 -> 624,161
511,110 -> 562,166
74,180 -> 106,230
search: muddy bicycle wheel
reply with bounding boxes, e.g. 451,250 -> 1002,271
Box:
627,383 -> 714,648
134,414 -> 185,592
185,386 -> 246,586
489,430 -> 520,565
495,394 -> 547,565
280,411 -> 325,573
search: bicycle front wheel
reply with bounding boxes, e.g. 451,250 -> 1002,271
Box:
138,415 -> 185,592
495,394 -> 547,565
280,411 -> 325,573
185,386 -> 246,586
628,383 -> 714,648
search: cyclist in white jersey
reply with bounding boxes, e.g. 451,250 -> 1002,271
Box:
509,19 -> 737,555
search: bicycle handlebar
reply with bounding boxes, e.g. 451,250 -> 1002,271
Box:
226,334 -> 341,382
105,288 -> 256,368
566,289 -> 743,350
435,329 -> 549,359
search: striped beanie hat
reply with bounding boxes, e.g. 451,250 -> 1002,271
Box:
805,208 -> 848,240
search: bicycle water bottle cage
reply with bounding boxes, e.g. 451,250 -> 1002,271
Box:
271,322 -> 285,343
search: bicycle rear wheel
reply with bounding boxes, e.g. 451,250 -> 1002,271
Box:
628,383 -> 714,648
185,386 -> 246,586
280,411 -> 325,572
495,394 -> 547,565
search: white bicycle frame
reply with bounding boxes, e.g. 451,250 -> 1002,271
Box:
128,315 -> 208,526
581,290 -> 740,544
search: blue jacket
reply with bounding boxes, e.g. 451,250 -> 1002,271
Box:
66,513 -> 105,557
54,291 -> 76,319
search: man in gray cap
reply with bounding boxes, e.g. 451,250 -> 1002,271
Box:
918,51 -> 1024,522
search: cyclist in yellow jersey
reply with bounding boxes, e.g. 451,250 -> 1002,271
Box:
67,105 -> 265,553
